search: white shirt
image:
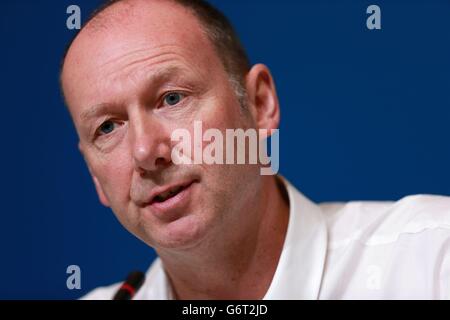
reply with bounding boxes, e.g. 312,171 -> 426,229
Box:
83,177 -> 450,300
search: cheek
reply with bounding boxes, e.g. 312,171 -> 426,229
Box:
90,146 -> 134,205
194,99 -> 258,189
201,94 -> 248,131
201,95 -> 260,187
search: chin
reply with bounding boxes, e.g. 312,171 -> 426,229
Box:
145,213 -> 210,251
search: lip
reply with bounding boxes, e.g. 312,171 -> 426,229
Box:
146,180 -> 195,205
142,179 -> 197,220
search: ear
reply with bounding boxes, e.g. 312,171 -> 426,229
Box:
78,142 -> 110,207
245,64 -> 280,138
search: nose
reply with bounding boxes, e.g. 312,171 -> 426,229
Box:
130,109 -> 172,174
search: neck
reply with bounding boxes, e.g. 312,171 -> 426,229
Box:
157,175 -> 290,299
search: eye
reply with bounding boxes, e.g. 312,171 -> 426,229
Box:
98,120 -> 117,136
163,92 -> 185,106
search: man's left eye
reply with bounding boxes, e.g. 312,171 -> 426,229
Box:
163,92 -> 185,106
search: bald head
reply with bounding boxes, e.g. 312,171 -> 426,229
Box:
61,0 -> 250,105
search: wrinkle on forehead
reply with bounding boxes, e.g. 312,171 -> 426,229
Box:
100,44 -> 189,75
105,55 -> 203,90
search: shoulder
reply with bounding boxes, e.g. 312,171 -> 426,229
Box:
318,194 -> 450,299
319,194 -> 450,249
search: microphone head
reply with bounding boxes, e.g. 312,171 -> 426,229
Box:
113,271 -> 146,300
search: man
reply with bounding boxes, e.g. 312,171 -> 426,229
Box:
61,0 -> 450,299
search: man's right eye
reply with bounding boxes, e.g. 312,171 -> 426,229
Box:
98,120 -> 116,136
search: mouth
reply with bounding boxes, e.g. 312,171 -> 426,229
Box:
148,180 -> 196,206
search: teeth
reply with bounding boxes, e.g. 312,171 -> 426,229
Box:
154,186 -> 183,202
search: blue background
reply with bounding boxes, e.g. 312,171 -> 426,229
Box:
1,0 -> 449,299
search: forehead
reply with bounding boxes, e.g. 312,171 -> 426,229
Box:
62,0 -> 223,114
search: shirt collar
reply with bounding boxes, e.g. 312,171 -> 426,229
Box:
263,176 -> 328,299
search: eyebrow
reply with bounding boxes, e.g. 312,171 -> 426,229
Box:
79,65 -> 190,122
80,103 -> 111,122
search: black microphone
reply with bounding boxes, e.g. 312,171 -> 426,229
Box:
113,271 -> 146,300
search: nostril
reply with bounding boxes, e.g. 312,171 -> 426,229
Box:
155,156 -> 172,168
